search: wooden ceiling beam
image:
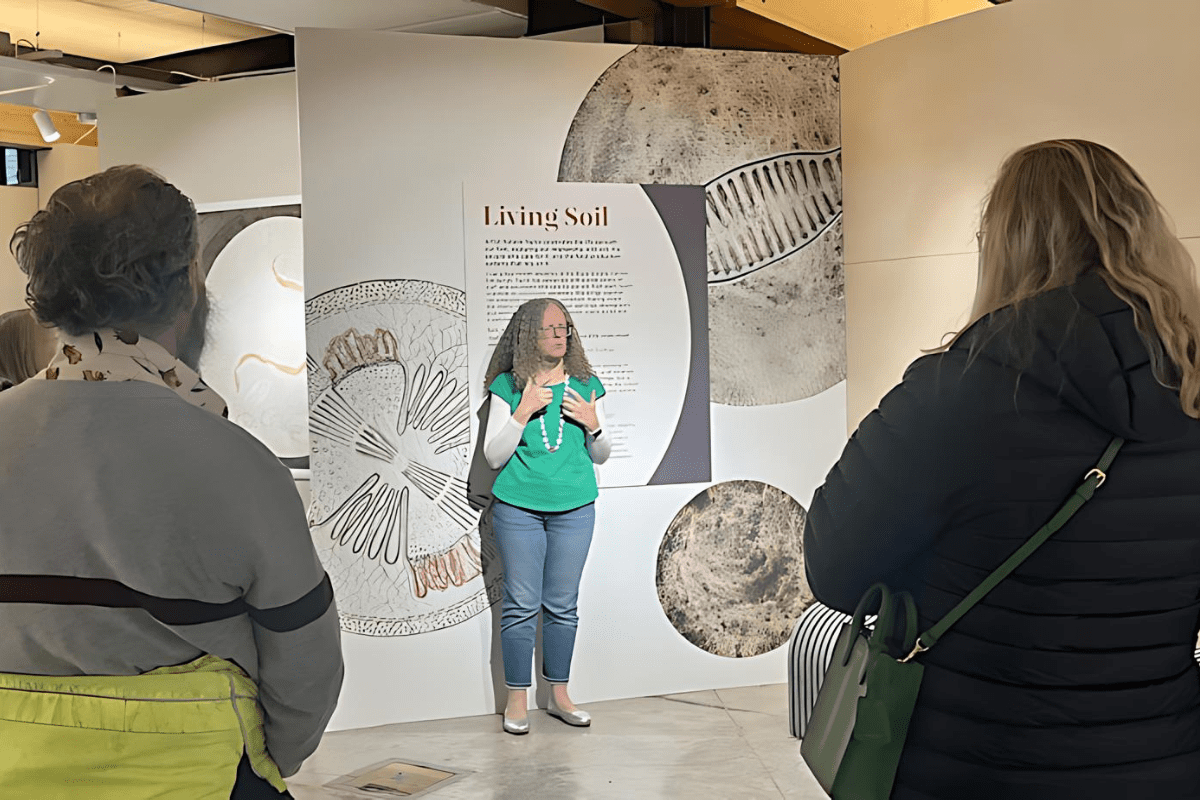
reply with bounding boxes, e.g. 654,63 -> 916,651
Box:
125,34 -> 294,81
710,5 -> 845,54
603,18 -> 658,44
738,0 -> 989,51
579,0 -> 843,53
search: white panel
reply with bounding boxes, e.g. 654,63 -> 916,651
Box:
0,54 -> 171,114
462,182 -> 692,488
97,73 -> 300,206
295,31 -> 634,299
299,30 -> 645,731
842,0 -> 1200,266
845,253 -> 977,431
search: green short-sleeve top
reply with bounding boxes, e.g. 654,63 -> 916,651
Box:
488,371 -> 606,512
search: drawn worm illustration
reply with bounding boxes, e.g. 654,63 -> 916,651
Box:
310,326 -> 481,599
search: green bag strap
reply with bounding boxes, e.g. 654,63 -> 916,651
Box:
901,436 -> 1124,663
848,584 -> 896,665
897,590 -> 919,654
850,584 -> 921,661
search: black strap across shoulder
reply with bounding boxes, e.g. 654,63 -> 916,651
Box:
0,572 -> 334,632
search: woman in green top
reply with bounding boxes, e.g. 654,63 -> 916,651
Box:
482,298 -> 610,735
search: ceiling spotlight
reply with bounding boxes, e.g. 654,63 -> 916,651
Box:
32,109 -> 60,143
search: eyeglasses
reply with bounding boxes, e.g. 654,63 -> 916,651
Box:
538,324 -> 573,339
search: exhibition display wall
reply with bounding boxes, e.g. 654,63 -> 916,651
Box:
840,0 -> 1200,430
296,29 -> 848,728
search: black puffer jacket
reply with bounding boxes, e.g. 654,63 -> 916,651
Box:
804,270 -> 1200,799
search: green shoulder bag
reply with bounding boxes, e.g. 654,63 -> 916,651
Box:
801,436 -> 1123,799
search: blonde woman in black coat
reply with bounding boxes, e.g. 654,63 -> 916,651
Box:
803,139 -> 1200,799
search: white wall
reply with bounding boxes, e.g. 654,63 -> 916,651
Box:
840,0 -> 1200,429
98,74 -> 300,205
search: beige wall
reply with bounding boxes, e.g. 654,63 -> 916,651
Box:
0,186 -> 38,313
840,0 -> 1200,431
0,146 -> 104,315
37,144 -> 100,207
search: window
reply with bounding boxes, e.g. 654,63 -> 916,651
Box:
1,147 -> 37,187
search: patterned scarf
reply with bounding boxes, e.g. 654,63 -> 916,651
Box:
37,328 -> 227,417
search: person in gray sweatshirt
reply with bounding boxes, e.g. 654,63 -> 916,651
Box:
0,165 -> 343,799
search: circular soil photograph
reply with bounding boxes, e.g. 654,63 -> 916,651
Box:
656,480 -> 813,658
558,46 -> 845,406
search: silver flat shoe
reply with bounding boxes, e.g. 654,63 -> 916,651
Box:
502,712 -> 529,735
546,694 -> 591,727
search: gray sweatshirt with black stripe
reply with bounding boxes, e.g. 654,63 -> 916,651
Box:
0,379 -> 344,777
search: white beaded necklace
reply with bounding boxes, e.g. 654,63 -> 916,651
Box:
539,372 -> 566,453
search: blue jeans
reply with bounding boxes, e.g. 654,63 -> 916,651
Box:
491,500 -> 595,688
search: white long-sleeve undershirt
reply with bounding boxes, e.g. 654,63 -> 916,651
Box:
483,392 -> 611,470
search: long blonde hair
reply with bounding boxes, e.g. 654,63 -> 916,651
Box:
484,298 -> 594,391
936,139 -> 1200,418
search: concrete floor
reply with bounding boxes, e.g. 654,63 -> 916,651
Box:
286,683 -> 828,799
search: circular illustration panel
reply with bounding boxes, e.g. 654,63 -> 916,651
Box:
657,480 -> 813,658
306,279 -> 502,636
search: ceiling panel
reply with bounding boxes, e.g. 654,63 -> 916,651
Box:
741,0 -> 991,50
0,53 -> 173,115
0,0 -> 272,63
154,0 -> 524,34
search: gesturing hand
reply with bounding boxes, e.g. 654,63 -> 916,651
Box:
514,377 -> 554,424
562,387 -> 599,433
